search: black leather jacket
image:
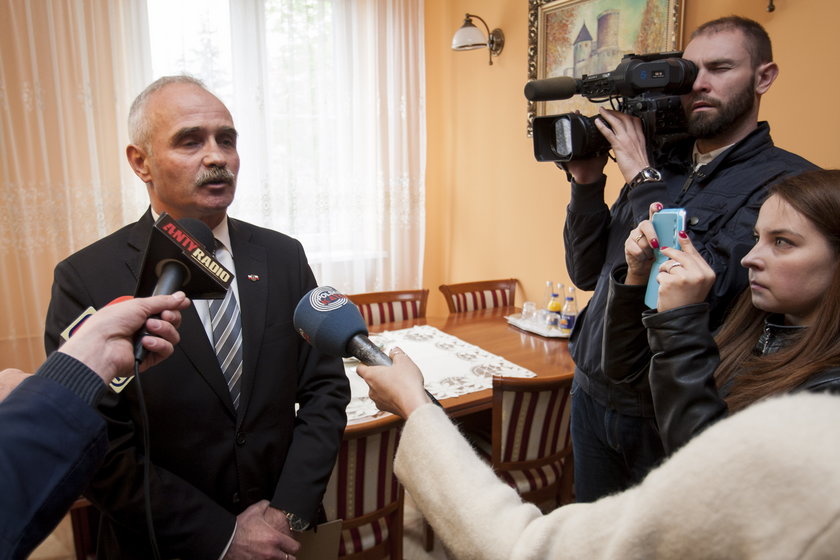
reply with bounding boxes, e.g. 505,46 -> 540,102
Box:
604,273 -> 840,454
565,122 -> 817,416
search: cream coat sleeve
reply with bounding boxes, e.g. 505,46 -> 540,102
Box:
394,394 -> 840,560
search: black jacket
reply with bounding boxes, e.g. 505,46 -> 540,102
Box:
44,211 -> 350,559
564,122 -> 817,416
604,275 -> 840,454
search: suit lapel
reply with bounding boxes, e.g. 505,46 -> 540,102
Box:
228,219 -> 268,423
178,305 -> 236,415
125,211 -> 155,284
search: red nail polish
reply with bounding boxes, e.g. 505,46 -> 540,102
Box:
655,203 -> 663,211
679,230 -> 688,239
651,239 -> 660,249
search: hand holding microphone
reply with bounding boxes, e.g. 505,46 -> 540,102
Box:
293,286 -> 442,409
61,293 -> 191,384
356,348 -> 433,419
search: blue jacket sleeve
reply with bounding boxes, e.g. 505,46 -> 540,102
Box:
0,352 -> 107,559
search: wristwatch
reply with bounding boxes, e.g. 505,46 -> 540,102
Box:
628,166 -> 662,189
284,510 -> 310,532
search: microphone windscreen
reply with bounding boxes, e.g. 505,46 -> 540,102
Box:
178,218 -> 215,252
134,213 -> 231,300
524,76 -> 580,101
293,286 -> 368,358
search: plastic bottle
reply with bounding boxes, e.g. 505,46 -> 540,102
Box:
543,280 -> 555,309
546,292 -> 562,328
559,286 -> 578,336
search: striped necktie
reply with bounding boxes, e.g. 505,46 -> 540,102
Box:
209,240 -> 243,409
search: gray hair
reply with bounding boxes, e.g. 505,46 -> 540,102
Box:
127,75 -> 210,152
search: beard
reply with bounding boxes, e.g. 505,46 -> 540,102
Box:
685,83 -> 755,139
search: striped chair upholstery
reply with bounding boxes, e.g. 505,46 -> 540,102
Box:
422,375 -> 573,552
438,278 -> 517,313
348,290 -> 429,326
323,420 -> 404,560
471,375 -> 574,507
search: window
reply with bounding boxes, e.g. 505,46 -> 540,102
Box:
144,0 -> 426,292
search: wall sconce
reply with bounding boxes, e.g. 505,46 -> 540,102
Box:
451,13 -> 505,66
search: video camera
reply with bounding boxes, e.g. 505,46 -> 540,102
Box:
524,52 -> 697,163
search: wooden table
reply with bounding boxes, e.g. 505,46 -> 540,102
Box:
348,306 -> 575,430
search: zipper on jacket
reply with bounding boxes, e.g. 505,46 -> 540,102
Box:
681,168 -> 706,193
761,323 -> 773,354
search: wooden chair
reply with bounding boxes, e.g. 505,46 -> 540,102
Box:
423,375 -> 574,551
323,420 -> 405,560
483,375 -> 575,508
438,279 -> 517,313
348,289 -> 429,326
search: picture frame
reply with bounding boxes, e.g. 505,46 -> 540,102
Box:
526,0 -> 684,136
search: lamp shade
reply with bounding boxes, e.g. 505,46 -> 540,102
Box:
451,20 -> 487,51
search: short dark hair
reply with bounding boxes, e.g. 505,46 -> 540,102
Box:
691,16 -> 773,67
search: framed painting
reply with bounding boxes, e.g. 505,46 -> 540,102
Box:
526,0 -> 683,136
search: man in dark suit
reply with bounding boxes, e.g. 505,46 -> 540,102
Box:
44,76 -> 350,560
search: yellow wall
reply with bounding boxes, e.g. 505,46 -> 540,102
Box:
423,0 -> 840,316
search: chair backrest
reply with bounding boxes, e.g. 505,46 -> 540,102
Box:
323,420 -> 405,560
348,289 -> 429,326
438,278 -> 517,313
491,375 -> 574,507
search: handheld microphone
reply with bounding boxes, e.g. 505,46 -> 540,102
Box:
293,286 -> 442,407
524,76 -> 581,102
133,214 -> 233,361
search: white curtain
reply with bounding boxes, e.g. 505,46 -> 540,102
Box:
0,0 -> 149,371
0,0 -> 425,371
146,0 -> 427,293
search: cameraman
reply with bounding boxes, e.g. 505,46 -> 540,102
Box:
563,16 -> 818,502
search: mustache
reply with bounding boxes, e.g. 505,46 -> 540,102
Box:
195,167 -> 236,187
686,94 -> 719,108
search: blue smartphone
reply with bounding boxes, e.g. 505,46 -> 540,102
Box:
644,208 -> 687,308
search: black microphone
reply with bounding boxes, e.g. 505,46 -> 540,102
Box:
133,214 -> 232,362
524,76 -> 581,101
293,286 -> 442,407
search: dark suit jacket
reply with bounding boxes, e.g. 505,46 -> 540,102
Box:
44,211 -> 350,559
1,354 -> 108,560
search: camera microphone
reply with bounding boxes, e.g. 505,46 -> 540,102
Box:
524,76 -> 581,102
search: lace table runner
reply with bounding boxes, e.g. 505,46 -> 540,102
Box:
345,325 -> 536,421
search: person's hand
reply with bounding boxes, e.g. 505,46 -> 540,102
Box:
0,369 -> 33,402
561,111 -> 609,184
262,505 -> 292,536
593,108 -> 651,184
563,153 -> 609,185
656,231 -> 716,312
223,500 -> 300,560
58,292 -> 190,384
624,202 -> 664,285
356,349 -> 431,419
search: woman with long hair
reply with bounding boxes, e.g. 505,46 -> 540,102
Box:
348,171 -> 840,559
606,168 -> 840,453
